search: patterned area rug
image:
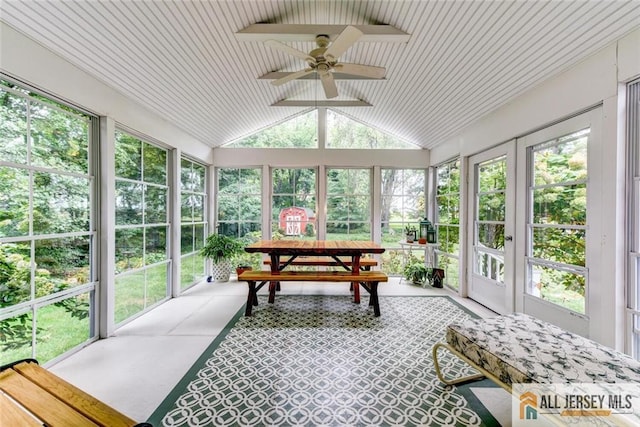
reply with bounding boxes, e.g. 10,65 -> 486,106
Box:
148,295 -> 500,426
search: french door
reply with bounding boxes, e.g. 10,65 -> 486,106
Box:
467,141 -> 516,314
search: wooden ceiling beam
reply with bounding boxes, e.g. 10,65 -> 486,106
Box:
271,100 -> 372,107
259,71 -> 385,81
236,24 -> 410,43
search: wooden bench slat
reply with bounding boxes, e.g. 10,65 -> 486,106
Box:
239,270 -> 388,282
0,368 -> 98,426
14,362 -> 136,427
0,391 -> 43,427
263,257 -> 377,267
239,270 -> 387,317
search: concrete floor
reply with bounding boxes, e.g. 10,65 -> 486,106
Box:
50,277 -> 504,424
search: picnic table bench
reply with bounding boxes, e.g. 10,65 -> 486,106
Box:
263,256 -> 378,300
263,256 -> 377,269
0,358 -> 150,427
239,270 -> 388,317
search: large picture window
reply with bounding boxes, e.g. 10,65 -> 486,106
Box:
114,131 -> 169,324
435,159 -> 461,289
0,79 -> 96,364
326,168 -> 371,240
271,168 -> 317,239
180,158 -> 207,291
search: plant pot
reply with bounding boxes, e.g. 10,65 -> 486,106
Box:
406,234 -> 414,243
211,260 -> 233,282
236,266 -> 252,277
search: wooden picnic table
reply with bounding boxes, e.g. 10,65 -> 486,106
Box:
241,240 -> 387,315
244,240 -> 385,274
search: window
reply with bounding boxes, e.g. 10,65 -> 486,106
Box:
326,110 -> 418,149
225,108 -> 419,149
526,129 -> 589,314
435,159 -> 461,289
628,79 -> 640,359
217,168 -> 262,239
380,168 -> 427,275
180,158 -> 207,290
216,168 -> 263,268
0,79 -> 96,364
271,168 -> 317,239
114,131 -> 169,324
326,168 -> 371,240
225,110 -> 317,148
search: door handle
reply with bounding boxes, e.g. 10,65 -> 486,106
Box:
505,235 -> 513,241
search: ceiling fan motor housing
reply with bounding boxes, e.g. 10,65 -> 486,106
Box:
309,35 -> 335,68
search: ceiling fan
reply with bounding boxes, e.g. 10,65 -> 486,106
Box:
265,25 -> 386,99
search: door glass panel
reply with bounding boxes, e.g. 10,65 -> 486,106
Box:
474,156 -> 506,283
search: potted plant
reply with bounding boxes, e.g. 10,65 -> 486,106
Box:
235,264 -> 252,277
403,260 -> 429,285
404,225 -> 417,243
200,234 -> 244,282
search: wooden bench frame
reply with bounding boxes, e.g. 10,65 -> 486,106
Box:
263,256 -> 377,269
0,358 -> 150,426
263,256 -> 378,302
238,270 -> 388,317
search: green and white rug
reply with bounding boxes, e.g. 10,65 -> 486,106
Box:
148,295 -> 502,426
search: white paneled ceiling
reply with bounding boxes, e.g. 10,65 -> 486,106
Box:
1,1 -> 639,149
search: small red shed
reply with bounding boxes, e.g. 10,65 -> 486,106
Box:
279,207 -> 316,235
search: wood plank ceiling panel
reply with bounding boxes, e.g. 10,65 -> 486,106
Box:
1,1 -> 639,149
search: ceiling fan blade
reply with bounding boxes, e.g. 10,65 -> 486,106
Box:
334,63 -> 386,79
271,68 -> 315,86
319,72 -> 338,99
324,25 -> 363,60
265,40 -> 315,63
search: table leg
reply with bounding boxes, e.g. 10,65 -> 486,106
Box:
352,281 -> 361,304
245,281 -> 256,316
270,253 -> 281,291
370,282 -> 380,317
352,254 -> 362,303
268,281 -> 276,304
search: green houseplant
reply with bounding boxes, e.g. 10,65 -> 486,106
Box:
403,260 -> 429,285
201,234 -> 244,282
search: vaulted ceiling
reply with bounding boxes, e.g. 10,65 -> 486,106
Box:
1,1 -> 639,149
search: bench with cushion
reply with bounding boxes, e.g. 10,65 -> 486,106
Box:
238,270 -> 388,317
433,312 -> 640,392
0,358 -> 150,427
